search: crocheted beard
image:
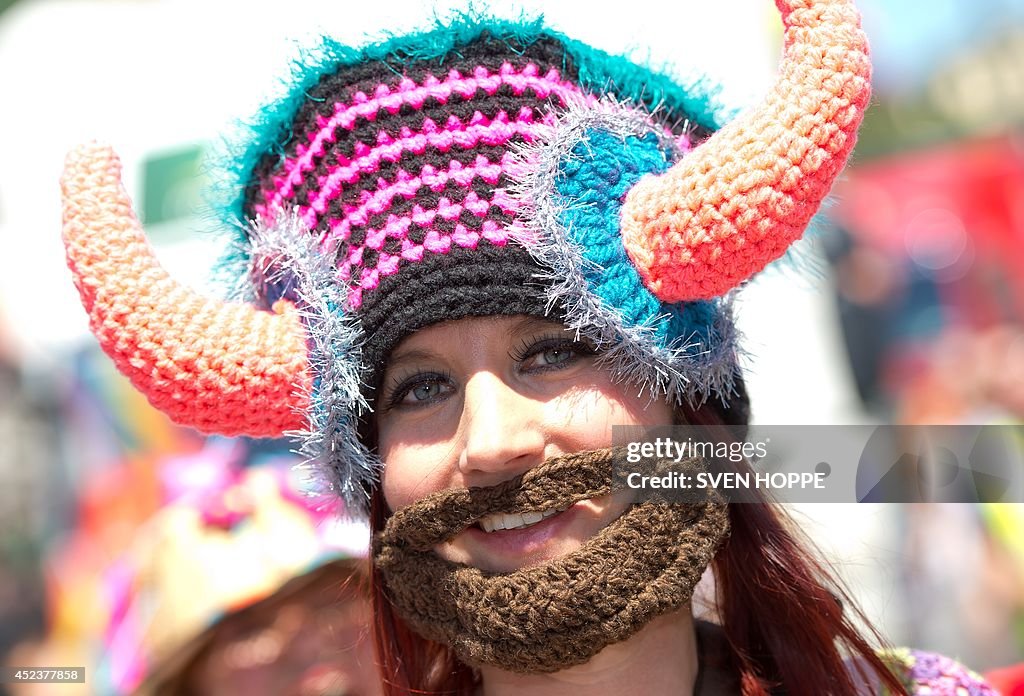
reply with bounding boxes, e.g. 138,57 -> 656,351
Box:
60,0 -> 869,676
374,448 -> 730,673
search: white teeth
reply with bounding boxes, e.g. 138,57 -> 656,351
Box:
521,511 -> 544,525
478,507 -> 564,533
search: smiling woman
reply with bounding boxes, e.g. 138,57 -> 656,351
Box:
376,317 -> 669,575
59,0 -> 1000,695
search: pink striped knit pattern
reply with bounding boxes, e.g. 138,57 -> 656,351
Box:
251,63 -> 585,308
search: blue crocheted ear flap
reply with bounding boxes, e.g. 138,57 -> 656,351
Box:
508,97 -> 741,405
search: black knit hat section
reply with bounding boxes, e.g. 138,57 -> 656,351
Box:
359,242 -> 553,401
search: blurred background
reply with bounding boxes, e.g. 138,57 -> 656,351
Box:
1,0 -> 1023,693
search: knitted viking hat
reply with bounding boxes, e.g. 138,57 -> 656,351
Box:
61,0 -> 871,516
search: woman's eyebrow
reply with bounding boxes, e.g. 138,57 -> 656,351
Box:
384,348 -> 440,370
506,316 -> 566,336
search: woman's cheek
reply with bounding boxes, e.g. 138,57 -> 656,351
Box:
543,387 -> 612,432
543,387 -> 655,443
380,467 -> 404,513
380,455 -> 420,512
379,443 -> 452,512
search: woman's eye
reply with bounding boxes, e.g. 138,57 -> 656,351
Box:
513,337 -> 596,372
408,381 -> 443,402
532,346 -> 573,367
385,372 -> 453,410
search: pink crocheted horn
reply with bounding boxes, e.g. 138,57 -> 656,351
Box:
61,143 -> 311,436
620,0 -> 871,301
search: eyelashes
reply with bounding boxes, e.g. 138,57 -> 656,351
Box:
381,334 -> 598,412
507,333 -> 597,368
382,368 -> 454,412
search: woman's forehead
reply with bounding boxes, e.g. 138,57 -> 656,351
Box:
389,316 -> 572,356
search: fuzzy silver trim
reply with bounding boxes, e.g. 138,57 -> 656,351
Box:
238,209 -> 379,518
506,96 -> 742,406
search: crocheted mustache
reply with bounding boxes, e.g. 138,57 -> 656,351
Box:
374,447 -> 730,673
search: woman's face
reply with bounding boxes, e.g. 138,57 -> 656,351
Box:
376,316 -> 673,573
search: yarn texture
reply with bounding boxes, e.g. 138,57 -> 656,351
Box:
374,448 -> 730,673
60,0 -> 872,518
619,0 -> 872,301
61,143 -> 310,436
238,32 -> 716,387
506,97 -> 742,403
878,648 -> 999,695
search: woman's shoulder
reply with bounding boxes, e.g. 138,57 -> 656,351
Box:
873,647 -> 999,695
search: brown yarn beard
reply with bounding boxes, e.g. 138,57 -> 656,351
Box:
373,447 -> 730,674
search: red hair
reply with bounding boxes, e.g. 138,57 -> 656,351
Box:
368,403 -> 910,696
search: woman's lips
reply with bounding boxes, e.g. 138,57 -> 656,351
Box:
459,503 -> 583,562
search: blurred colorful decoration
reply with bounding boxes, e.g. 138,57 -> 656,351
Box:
95,439 -> 369,694
2,348 -> 207,695
0,355 -> 56,682
985,661 -> 1024,696
835,135 -> 1024,320
66,346 -> 197,464
827,134 -> 1024,419
14,434 -> 371,696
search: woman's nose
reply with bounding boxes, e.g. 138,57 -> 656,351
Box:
458,370 -> 545,479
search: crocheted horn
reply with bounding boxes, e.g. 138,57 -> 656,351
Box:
619,0 -> 871,301
61,143 -> 311,436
